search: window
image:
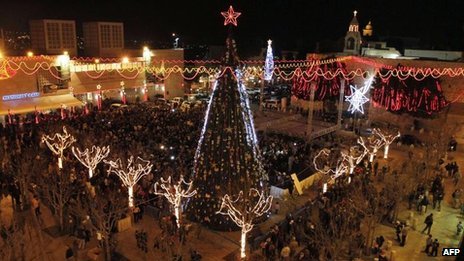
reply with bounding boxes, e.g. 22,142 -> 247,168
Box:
111,25 -> 122,48
61,23 -> 75,49
346,38 -> 355,50
46,23 -> 61,49
100,25 -> 111,48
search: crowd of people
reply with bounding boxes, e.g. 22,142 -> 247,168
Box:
0,99 -> 314,260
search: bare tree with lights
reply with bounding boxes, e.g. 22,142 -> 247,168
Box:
70,185 -> 127,261
154,175 -> 197,228
341,146 -> 367,174
373,128 -> 400,159
41,126 -> 76,169
313,149 -> 349,191
104,156 -> 153,207
72,145 -> 110,178
357,136 -> 384,163
216,188 -> 272,259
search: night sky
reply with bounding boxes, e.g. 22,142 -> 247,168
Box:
1,0 -> 463,56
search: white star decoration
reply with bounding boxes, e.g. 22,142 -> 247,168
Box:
345,77 -> 373,114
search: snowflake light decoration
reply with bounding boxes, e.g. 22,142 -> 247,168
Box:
345,77 -> 374,114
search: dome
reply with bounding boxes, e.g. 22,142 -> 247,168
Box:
365,21 -> 373,30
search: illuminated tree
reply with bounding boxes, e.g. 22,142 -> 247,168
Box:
357,136 -> 384,163
341,146 -> 367,174
41,126 -> 76,169
187,12 -> 268,231
217,188 -> 272,259
154,175 -> 197,228
313,149 -> 348,180
104,156 -> 153,207
373,128 -> 400,159
72,145 -> 110,178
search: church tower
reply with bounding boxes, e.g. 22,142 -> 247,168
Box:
344,10 -> 362,55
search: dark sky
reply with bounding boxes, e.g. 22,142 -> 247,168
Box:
1,0 -> 463,54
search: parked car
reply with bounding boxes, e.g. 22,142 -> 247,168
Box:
180,101 -> 193,111
171,97 -> 184,107
264,99 -> 281,110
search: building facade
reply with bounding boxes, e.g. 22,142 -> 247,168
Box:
29,19 -> 77,56
83,22 -> 124,57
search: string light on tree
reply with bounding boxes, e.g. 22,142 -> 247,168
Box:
373,128 -> 400,159
313,149 -> 348,180
221,5 -> 241,26
357,136 -> 385,163
72,145 -> 110,178
217,189 -> 273,259
345,77 -> 373,114
41,126 -> 76,169
154,175 -> 197,228
104,156 -> 153,208
341,147 -> 367,174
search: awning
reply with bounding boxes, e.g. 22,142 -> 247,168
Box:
0,94 -> 83,115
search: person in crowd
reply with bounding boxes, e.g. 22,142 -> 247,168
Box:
430,239 -> 439,257
422,214 -> 434,235
424,234 -> 433,254
457,221 -> 463,236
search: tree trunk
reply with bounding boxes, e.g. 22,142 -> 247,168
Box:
59,207 -> 64,232
104,237 -> 111,261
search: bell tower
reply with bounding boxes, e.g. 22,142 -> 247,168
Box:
344,10 -> 362,55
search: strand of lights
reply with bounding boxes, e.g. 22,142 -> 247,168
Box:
216,188 -> 273,259
104,156 -> 153,208
41,126 -> 76,169
357,136 -> 385,163
5,59 -> 464,83
72,145 -> 110,178
345,76 -> 373,114
236,68 -> 261,160
264,40 -> 274,81
313,149 -> 348,180
373,128 -> 400,159
341,147 -> 367,174
154,175 -> 197,228
193,77 -> 218,174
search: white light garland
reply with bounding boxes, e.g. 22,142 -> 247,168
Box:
154,175 -> 197,228
373,128 -> 401,159
345,77 -> 373,114
104,156 -> 153,207
313,149 -> 348,180
217,188 -> 273,259
41,126 -> 76,169
357,136 -> 385,163
72,145 -> 110,178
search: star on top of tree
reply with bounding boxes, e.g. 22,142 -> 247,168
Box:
221,5 -> 241,26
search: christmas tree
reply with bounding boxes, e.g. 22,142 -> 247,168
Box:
264,40 -> 274,81
187,7 -> 268,231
